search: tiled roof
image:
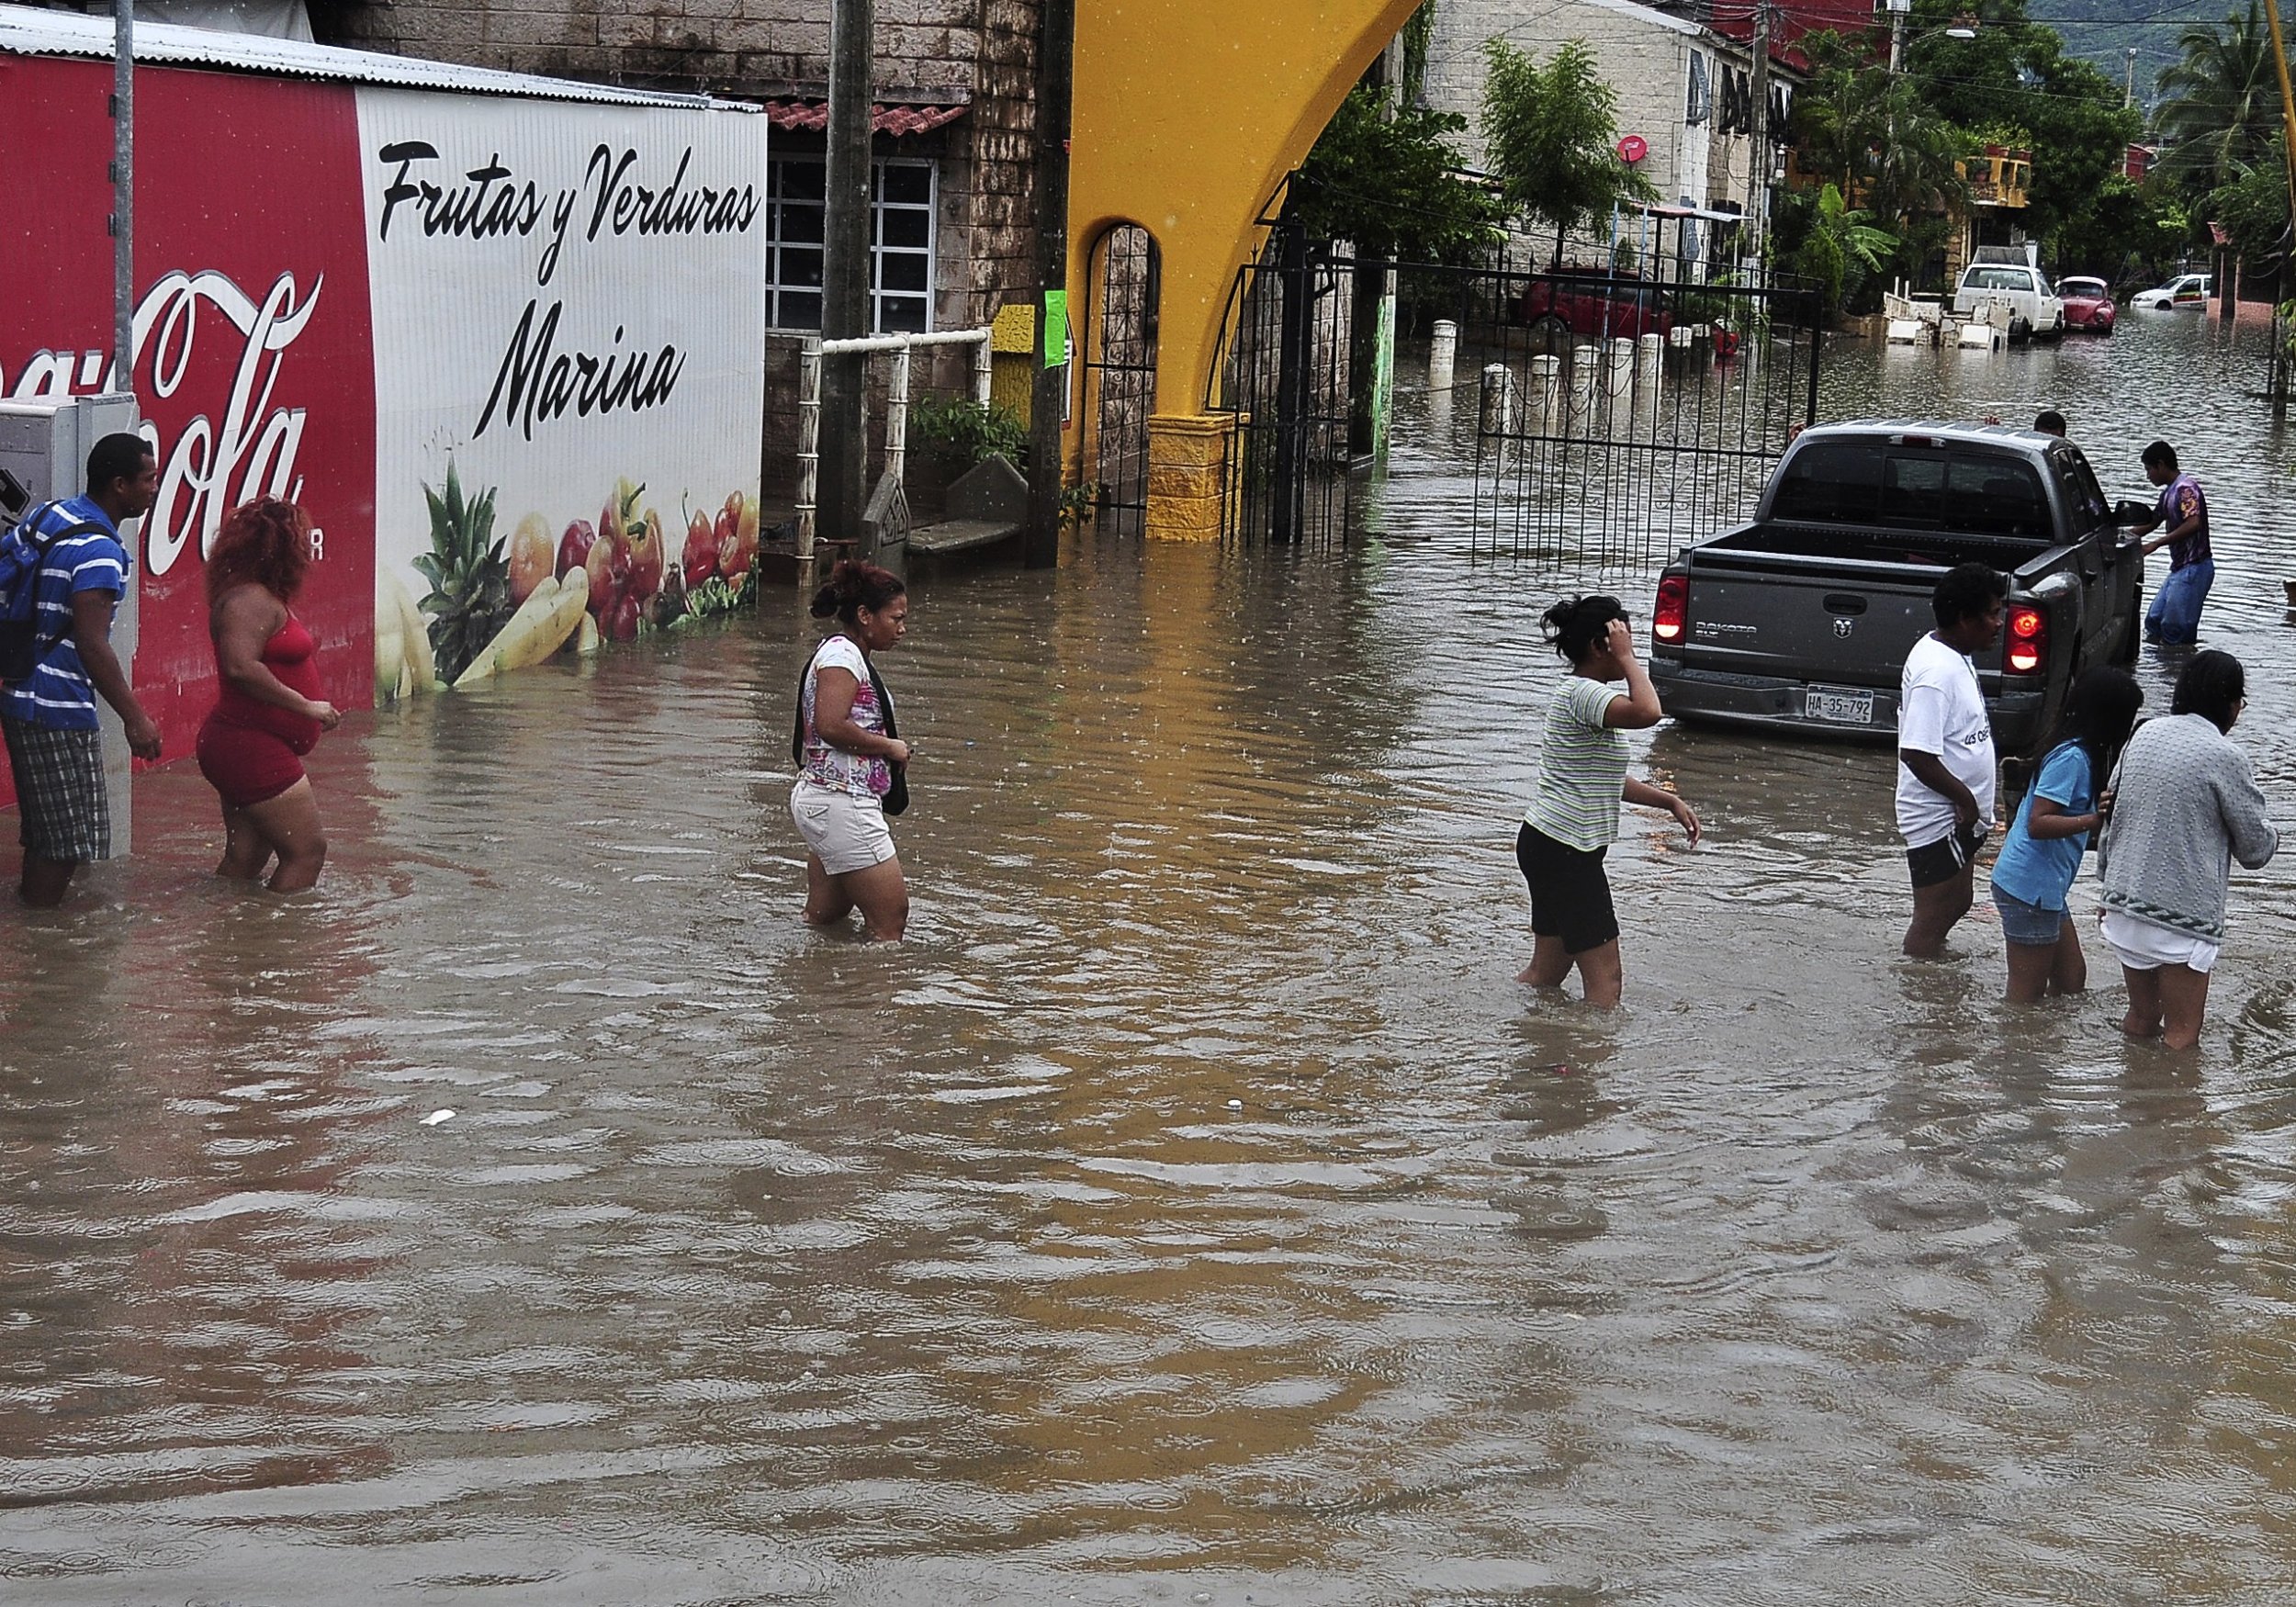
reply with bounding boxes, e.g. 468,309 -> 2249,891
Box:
762,99 -> 968,137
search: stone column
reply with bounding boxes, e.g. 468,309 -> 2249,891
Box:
1144,413 -> 1233,542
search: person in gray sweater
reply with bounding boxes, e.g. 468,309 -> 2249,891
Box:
2096,651 -> 2279,1050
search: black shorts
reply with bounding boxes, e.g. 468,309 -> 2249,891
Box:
1516,822 -> 1619,954
1907,823 -> 1987,890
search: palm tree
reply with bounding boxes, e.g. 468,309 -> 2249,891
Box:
2154,0 -> 2282,197
1788,28 -> 1966,278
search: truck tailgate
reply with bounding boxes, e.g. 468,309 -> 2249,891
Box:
1681,555 -> 1944,691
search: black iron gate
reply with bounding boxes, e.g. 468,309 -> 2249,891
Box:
1211,225 -> 1357,545
1211,237 -> 1819,552
1080,223 -> 1160,534
1456,266 -> 1823,567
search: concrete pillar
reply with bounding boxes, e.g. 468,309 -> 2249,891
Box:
1479,364 -> 1515,436
1605,338 -> 1635,409
1429,320 -> 1458,389
1529,354 -> 1560,431
1637,332 -> 1663,390
1143,412 -> 1233,541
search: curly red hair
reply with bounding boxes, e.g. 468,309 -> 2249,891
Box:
205,497 -> 312,607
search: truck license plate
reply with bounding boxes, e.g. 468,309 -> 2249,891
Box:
1806,687 -> 1874,725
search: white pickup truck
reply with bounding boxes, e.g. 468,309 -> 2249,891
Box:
1951,258 -> 2066,340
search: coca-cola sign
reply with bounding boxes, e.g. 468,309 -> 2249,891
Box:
0,47 -> 765,811
1,59 -> 376,772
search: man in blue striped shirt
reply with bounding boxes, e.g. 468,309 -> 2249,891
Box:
2,433 -> 163,906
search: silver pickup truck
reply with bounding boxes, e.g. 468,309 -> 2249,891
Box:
1647,421 -> 2144,758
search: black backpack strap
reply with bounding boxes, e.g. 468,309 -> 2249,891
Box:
791,640 -> 819,766
791,639 -> 902,767
866,659 -> 897,741
7,503 -> 108,568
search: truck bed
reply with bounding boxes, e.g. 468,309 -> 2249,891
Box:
1646,421 -> 2141,759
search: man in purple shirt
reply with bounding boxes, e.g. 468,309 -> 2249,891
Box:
0,433 -> 163,906
2131,439 -> 2212,646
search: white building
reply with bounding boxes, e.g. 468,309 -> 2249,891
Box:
1421,0 -> 1797,274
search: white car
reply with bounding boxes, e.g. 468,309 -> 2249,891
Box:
2131,273 -> 2212,309
1951,261 -> 2065,338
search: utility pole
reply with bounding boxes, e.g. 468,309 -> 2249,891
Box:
819,0 -> 874,556
2264,0 -> 2296,398
1022,0 -> 1075,568
1747,0 -> 1771,274
110,0 -> 133,391
1887,0 -> 1908,73
2124,46 -> 2137,108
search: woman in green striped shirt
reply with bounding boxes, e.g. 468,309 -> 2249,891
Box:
1516,595 -> 1701,1007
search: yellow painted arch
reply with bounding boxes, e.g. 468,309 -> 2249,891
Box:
1069,0 -> 1424,535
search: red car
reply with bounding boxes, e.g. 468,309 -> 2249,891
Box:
2057,275 -> 2116,334
1514,269 -> 1675,343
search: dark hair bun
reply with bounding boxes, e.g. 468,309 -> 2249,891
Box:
1541,594 -> 1626,665
809,558 -> 906,624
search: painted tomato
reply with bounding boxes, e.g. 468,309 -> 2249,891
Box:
683,508 -> 719,589
586,527 -> 631,617
556,518 -> 595,579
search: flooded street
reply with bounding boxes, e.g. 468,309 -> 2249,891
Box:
5,313 -> 2296,1602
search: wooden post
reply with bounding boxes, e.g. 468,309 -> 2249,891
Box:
820,0 -> 874,550
1024,0 -> 1075,568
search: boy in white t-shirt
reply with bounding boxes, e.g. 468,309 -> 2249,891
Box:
1897,563 -> 2008,958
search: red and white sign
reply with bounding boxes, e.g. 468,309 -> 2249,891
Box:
0,44 -> 765,806
3,58 -> 376,761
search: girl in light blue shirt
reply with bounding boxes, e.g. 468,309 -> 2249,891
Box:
1990,666 -> 2143,1003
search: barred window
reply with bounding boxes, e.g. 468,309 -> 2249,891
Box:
765,157 -> 938,333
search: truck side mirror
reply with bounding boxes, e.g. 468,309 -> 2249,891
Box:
2112,499 -> 2152,525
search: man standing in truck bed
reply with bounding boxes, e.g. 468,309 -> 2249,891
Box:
1897,563 -> 2008,958
2132,440 -> 2211,646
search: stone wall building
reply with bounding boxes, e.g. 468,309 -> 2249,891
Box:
316,0 -> 1051,500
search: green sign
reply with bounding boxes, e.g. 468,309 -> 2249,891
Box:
1044,290 -> 1070,368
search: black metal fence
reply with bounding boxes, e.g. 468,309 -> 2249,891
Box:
1210,236 -> 1820,554
1432,264 -> 1822,567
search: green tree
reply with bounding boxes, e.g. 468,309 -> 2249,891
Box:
1790,183 -> 1899,313
1897,0 -> 2143,248
1791,28 -> 1891,197
2206,134 -> 2292,266
1788,29 -> 1965,287
2054,174 -> 2181,282
2154,0 -> 2284,197
1294,84 -> 1509,264
1480,38 -> 1656,258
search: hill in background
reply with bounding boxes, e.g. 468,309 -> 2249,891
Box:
2032,0 -> 2237,107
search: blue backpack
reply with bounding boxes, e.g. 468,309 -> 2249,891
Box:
0,502 -> 106,684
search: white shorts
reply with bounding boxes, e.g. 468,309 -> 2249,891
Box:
2100,909 -> 2221,975
790,778 -> 896,875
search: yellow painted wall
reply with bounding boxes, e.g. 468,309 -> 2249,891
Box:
1069,0 -> 1424,427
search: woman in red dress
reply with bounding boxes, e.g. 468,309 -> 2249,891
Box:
195,498 -> 340,891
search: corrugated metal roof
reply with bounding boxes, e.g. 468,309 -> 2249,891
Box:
0,3 -> 759,110
761,98 -> 967,137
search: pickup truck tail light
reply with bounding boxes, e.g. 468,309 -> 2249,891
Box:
1654,574 -> 1688,643
2006,603 -> 2046,673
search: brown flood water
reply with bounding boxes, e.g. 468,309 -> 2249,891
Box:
3,312 -> 2295,1602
